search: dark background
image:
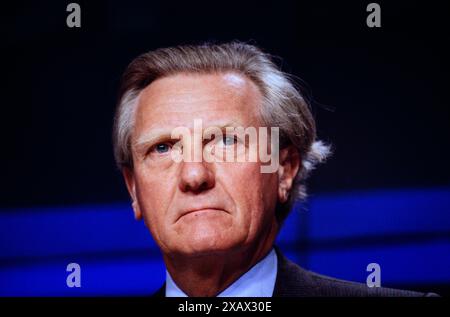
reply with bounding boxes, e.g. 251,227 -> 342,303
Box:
2,0 -> 449,207
0,0 -> 449,296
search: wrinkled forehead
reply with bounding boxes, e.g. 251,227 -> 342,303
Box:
132,72 -> 265,137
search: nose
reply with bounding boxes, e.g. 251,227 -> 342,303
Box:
178,161 -> 215,193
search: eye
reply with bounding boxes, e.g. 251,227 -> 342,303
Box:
222,135 -> 237,146
150,142 -> 172,155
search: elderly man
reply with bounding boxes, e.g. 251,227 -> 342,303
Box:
112,42 -> 434,297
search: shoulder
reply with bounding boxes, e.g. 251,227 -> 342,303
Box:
273,247 -> 438,297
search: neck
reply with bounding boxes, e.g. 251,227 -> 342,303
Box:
164,222 -> 278,297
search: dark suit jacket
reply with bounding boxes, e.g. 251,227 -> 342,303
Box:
153,246 -> 438,297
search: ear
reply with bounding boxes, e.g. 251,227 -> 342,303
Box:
122,167 -> 143,221
277,145 -> 301,203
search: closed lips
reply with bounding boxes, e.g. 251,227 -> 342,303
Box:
177,207 -> 225,221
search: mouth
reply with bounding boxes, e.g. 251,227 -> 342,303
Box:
176,208 -> 226,222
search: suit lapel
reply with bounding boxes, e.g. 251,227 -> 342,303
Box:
272,246 -> 318,297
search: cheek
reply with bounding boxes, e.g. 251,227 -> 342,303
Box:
134,169 -> 175,228
222,163 -> 278,225
260,173 -> 279,209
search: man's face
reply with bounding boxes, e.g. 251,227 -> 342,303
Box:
124,72 -> 280,257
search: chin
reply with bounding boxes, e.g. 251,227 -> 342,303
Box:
168,213 -> 245,256
179,231 -> 243,256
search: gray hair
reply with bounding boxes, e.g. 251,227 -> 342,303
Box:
113,41 -> 331,222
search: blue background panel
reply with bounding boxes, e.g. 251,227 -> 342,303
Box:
306,240 -> 450,286
1,187 -> 449,296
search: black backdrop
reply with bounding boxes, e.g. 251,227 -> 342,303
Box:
1,0 -> 449,208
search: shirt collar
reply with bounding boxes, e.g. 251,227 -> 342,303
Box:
165,248 -> 277,297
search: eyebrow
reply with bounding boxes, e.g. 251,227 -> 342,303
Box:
204,120 -> 242,133
134,128 -> 174,153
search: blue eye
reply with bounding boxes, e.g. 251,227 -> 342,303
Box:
222,135 -> 236,146
155,143 -> 170,153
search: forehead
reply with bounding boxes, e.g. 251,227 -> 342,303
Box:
133,72 -> 264,134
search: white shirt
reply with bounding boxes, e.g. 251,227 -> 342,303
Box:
165,248 -> 277,297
